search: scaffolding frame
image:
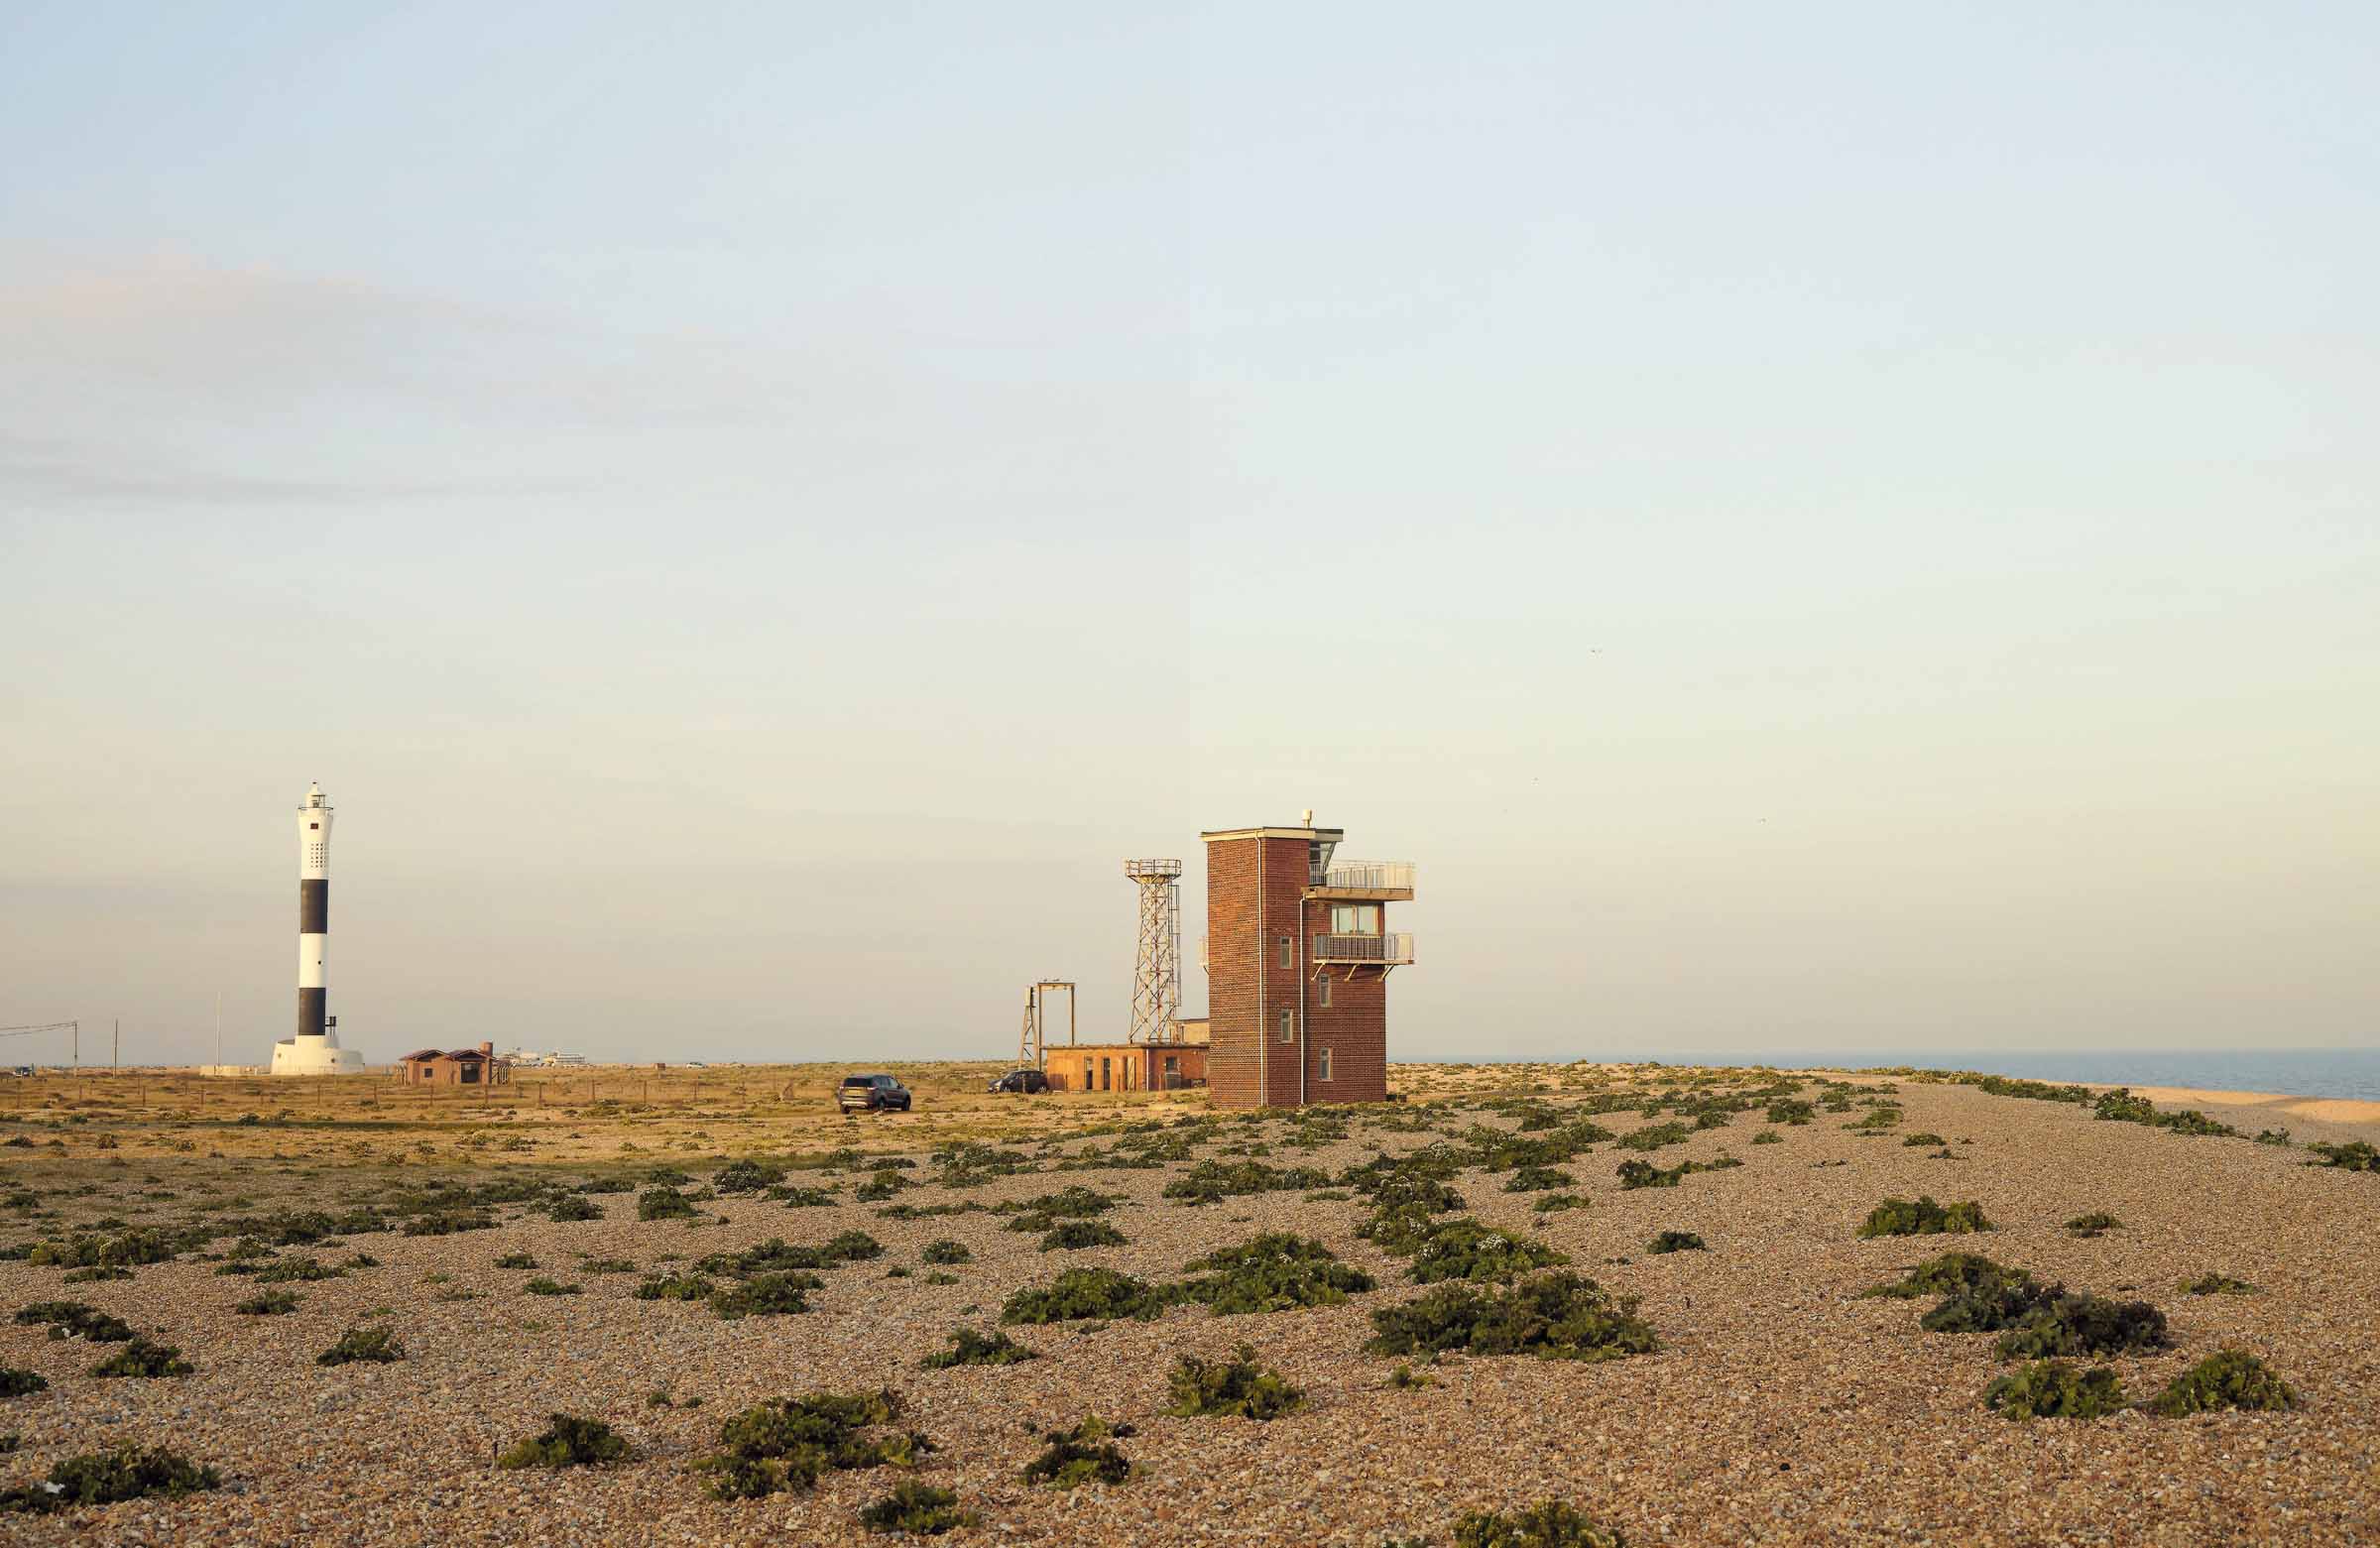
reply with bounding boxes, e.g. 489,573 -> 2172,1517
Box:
1124,858 -> 1183,1044
1016,981 -> 1075,1068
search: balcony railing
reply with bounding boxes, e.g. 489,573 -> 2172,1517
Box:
1311,861 -> 1416,893
1312,932 -> 1415,966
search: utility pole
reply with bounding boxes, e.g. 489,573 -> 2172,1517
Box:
113,1018 -> 119,1069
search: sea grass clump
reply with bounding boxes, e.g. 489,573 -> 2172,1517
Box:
1000,1267 -> 1175,1325
1176,1235 -> 1374,1315
1367,1272 -> 1659,1363
697,1389 -> 925,1500
858,1480 -> 977,1535
1451,1498 -> 1627,1547
2141,1350 -> 2300,1415
0,1446 -> 220,1514
1021,1415 -> 1134,1488
1857,1197 -> 1993,1238
316,1325 -> 404,1366
497,1413 -> 630,1469
1984,1360 -> 2129,1420
920,1327 -> 1035,1369
1163,1346 -> 1304,1420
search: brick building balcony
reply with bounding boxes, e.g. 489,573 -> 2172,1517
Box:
1307,861 -> 1415,900
1311,931 -> 1415,967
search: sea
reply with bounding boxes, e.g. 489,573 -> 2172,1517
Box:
1409,1046 -> 2380,1103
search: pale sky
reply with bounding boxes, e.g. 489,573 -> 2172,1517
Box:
3,3 -> 2374,1066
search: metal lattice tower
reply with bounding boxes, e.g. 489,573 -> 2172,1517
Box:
1124,859 -> 1183,1044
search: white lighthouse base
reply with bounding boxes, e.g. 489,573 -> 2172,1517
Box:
271,1032 -> 366,1077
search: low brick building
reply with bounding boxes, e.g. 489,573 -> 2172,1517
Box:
1043,1041 -> 1208,1093
393,1041 -> 511,1086
1203,818 -> 1413,1108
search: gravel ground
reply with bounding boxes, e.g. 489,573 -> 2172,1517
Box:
1,1070 -> 2375,1547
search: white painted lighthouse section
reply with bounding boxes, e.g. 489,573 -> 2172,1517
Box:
298,937 -> 326,988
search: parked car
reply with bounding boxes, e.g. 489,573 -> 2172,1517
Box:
837,1073 -> 912,1113
988,1068 -> 1049,1094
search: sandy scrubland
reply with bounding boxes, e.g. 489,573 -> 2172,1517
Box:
0,1060 -> 2374,1547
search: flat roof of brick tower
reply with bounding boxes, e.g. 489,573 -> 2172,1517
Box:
1199,826 -> 1344,841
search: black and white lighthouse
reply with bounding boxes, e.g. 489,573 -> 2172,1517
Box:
271,782 -> 364,1075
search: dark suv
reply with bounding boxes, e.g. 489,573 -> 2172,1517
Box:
988,1068 -> 1050,1094
837,1074 -> 911,1113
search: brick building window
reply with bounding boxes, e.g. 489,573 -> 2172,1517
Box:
1329,903 -> 1379,934
1318,1047 -> 1334,1082
1277,1009 -> 1294,1043
1319,977 -> 1332,1009
1278,936 -> 1292,969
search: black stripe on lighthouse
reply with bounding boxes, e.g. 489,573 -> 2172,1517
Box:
299,880 -> 328,934
297,988 -> 326,1039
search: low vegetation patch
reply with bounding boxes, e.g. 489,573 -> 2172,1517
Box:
495,1252 -> 537,1269
1502,1166 -> 1573,1193
698,1389 -> 925,1501
920,1240 -> 971,1265
1450,1498 -> 1627,1548
0,1369 -> 48,1397
2142,1350 -> 2300,1415
1163,1346 -> 1304,1420
2092,1088 -> 2239,1139
1040,1220 -> 1128,1251
1864,1252 -> 2026,1301
635,1271 -> 715,1302
2064,1213 -> 2122,1239
523,1277 -> 581,1297
2306,1140 -> 2379,1172
0,1446 -> 220,1514
1001,1267 -> 1174,1325
1366,1272 -> 1659,1363
709,1270 -> 824,1320
1613,1122 -> 1692,1152
1984,1360 -> 2129,1420
316,1326 -> 404,1366
1532,1193 -> 1589,1214
234,1288 -> 300,1316
498,1413 -> 630,1469
921,1327 -> 1035,1369
1857,1197 -> 1994,1238
1645,1232 -> 1705,1254
1021,1415 -> 1134,1488
2179,1272 -> 2257,1296
90,1338 -> 192,1378
637,1187 -> 698,1222
1175,1234 -> 1375,1315
1163,1160 -> 1330,1205
13,1300 -> 133,1343
1402,1219 -> 1568,1284
1991,1291 -> 2169,1362
858,1480 -> 976,1535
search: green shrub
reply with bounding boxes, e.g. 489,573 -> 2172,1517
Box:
1900,1132 -> 1947,1147
1452,1498 -> 1627,1548
638,1188 -> 697,1222
498,1413 -> 630,1469
1021,1415 -> 1134,1488
1406,1219 -> 1568,1284
547,1196 -> 604,1223
523,1277 -> 581,1297
251,1254 -> 343,1284
1163,1346 -> 1304,1420
713,1158 -> 787,1194
1502,1166 -> 1574,1193
709,1270 -> 823,1320
1846,1107 -> 1902,1131
1161,1160 -> 1329,1205
316,1326 -> 404,1366
1864,1252 -> 2028,1301
920,1240 -> 971,1265
1645,1232 -> 1705,1254
2254,1129 -> 2293,1147
2142,1350 -> 2299,1415
496,1252 -> 538,1269
1983,1360 -> 2129,1420
1367,1272 -> 1659,1363
1765,1100 -> 1814,1127
0,1446 -> 220,1514
0,1368 -> 48,1397
635,1271 -> 716,1302
1532,1193 -> 1590,1213
1614,1159 -> 1686,1189
2064,1212 -> 2122,1238
1613,1123 -> 1691,1152
1384,1362 -> 1439,1389
921,1327 -> 1035,1369
1919,1272 -> 2050,1336
772,1186 -> 838,1208
90,1338 -> 192,1378
1992,1291 -> 2169,1361
234,1289 -> 300,1316
2306,1140 -> 2379,1172
2178,1272 -> 2256,1296
1000,1186 -> 1120,1231
1001,1267 -> 1175,1325
858,1480 -> 977,1535
401,1210 -> 495,1236
12,1300 -> 132,1343
1040,1220 -> 1128,1251
697,1389 -> 923,1500
2092,1088 -> 2158,1124
1176,1234 -> 1375,1315
1750,1131 -> 1782,1145
853,1175 -> 906,1203
1857,1197 -> 1993,1238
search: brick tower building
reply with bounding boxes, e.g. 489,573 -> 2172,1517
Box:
1201,816 -> 1414,1108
